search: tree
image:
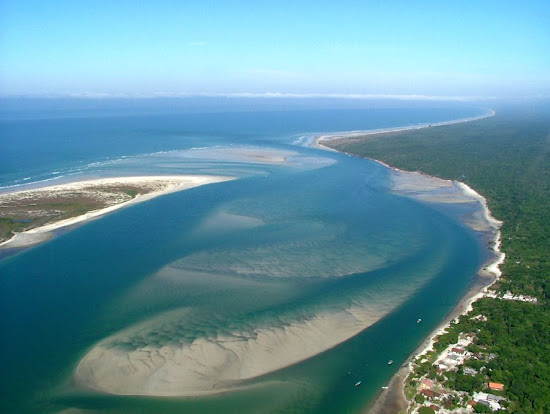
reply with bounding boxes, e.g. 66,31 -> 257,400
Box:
474,403 -> 493,413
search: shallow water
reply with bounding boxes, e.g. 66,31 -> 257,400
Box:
0,100 -> 489,413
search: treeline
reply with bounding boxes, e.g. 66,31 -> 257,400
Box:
325,102 -> 550,413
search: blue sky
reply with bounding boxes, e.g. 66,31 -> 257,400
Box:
1,1 -> 549,98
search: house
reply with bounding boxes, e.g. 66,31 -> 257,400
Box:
420,378 -> 434,390
420,389 -> 441,399
464,367 -> 478,376
444,354 -> 462,365
473,391 -> 506,411
450,347 -> 466,356
487,393 -> 505,402
489,382 -> 504,391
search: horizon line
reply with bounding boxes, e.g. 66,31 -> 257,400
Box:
0,92 -> 501,102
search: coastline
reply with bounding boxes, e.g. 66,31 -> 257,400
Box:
311,110 -> 505,414
0,175 -> 235,250
312,108 -> 495,149
365,177 -> 504,414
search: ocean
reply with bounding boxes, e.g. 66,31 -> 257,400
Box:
0,98 -> 489,413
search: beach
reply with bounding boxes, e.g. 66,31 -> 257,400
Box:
312,108 -> 495,149
312,111 -> 505,414
0,175 -> 235,249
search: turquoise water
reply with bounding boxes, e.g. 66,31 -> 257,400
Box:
0,99 -> 488,413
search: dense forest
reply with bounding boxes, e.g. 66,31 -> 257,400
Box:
325,102 -> 550,413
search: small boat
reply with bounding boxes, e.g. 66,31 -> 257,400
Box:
355,381 -> 362,387
417,318 -> 422,323
388,360 -> 393,365
382,386 -> 389,389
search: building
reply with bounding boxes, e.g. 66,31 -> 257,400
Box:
420,378 -> 434,390
420,389 -> 441,399
444,354 -> 463,365
489,382 -> 504,391
449,347 -> 466,356
473,391 -> 507,411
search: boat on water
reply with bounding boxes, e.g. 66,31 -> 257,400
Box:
417,318 -> 422,323
354,381 -> 362,387
388,360 -> 393,365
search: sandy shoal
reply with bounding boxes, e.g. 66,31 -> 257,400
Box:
0,175 -> 235,249
74,302 -> 396,397
74,240 -> 441,398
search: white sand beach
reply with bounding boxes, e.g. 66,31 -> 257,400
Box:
0,175 -> 235,249
313,109 -> 495,149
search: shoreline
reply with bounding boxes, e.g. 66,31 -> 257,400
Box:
364,183 -> 503,414
0,175 -> 235,250
310,110 -> 505,414
312,108 -> 495,149
367,171 -> 504,414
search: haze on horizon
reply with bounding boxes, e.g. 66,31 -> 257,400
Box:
0,0 -> 549,99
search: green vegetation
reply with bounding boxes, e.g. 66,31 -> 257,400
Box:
0,200 -> 103,243
324,103 -> 550,413
0,217 -> 34,242
0,185 -> 146,244
474,404 -> 493,413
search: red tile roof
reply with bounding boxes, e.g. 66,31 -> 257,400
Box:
489,382 -> 504,391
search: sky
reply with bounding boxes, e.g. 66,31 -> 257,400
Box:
0,0 -> 549,99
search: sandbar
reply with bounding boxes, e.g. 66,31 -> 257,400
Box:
75,295 -> 406,396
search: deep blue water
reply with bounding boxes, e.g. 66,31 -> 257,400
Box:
0,99 -> 488,413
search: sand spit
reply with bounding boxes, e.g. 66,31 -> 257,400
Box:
0,175 -> 235,249
75,303 -> 396,397
313,108 -> 495,149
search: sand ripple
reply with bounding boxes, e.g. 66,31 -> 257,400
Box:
75,299 -> 400,396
